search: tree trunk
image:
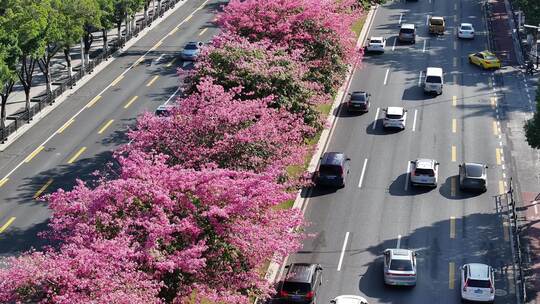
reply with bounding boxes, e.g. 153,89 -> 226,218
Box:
0,79 -> 15,132
144,2 -> 148,27
125,14 -> 129,38
102,29 -> 108,55
38,48 -> 52,95
158,0 -> 162,17
64,48 -> 73,85
152,0 -> 157,21
83,32 -> 93,65
18,56 -> 36,121
131,14 -> 136,34
117,22 -> 122,45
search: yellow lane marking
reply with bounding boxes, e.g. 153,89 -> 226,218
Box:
34,178 -> 53,199
450,216 -> 456,239
57,119 -> 75,134
86,95 -> 102,108
496,148 -> 502,165
124,96 -> 138,109
67,147 -> 86,164
111,75 -> 124,87
449,262 -> 455,289
154,40 -> 163,49
169,27 -> 179,35
24,146 -> 45,163
451,145 -> 457,162
453,41 -> 457,50
452,96 -> 457,106
499,180 -> 505,195
134,56 -> 145,66
453,57 -> 457,67
493,120 -> 499,135
452,119 -> 457,133
0,178 -> 8,188
98,119 -> 114,135
199,28 -> 208,36
166,58 -> 176,67
184,14 -> 193,22
491,96 -> 497,109
451,176 -> 457,197
0,217 -> 15,233
503,220 -> 509,241
146,75 -> 159,87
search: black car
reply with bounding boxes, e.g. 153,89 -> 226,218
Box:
459,162 -> 488,192
278,263 -> 323,304
347,91 -> 370,113
314,152 -> 350,188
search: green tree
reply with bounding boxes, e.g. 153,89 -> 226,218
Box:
515,0 -> 540,26
0,12 -> 19,133
524,81 -> 540,148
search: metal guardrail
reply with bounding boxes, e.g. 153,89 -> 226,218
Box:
0,0 -> 180,144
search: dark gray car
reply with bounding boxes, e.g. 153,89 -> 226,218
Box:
278,263 -> 323,304
314,152 -> 350,188
459,162 -> 488,192
347,91 -> 370,113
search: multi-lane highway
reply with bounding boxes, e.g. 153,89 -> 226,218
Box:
0,0 -> 225,256
287,0 -> 516,303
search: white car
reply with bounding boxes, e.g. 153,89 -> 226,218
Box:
330,295 -> 369,304
382,107 -> 407,130
410,158 -> 439,187
383,249 -> 417,286
458,23 -> 475,39
366,36 -> 386,53
461,263 -> 495,302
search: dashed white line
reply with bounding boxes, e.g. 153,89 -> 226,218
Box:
358,158 -> 368,188
426,15 -> 430,26
392,37 -> 397,51
412,109 -> 418,132
397,234 -> 402,249
418,71 -> 423,87
405,161 -> 411,191
337,232 -> 350,271
399,13 -> 403,24
373,107 -> 380,130
383,69 -> 390,85
422,39 -> 427,53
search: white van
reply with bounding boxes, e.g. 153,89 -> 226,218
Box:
424,67 -> 443,95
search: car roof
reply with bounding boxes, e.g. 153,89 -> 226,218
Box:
334,295 -> 369,304
370,36 -> 384,40
415,158 -> 436,169
186,41 -> 200,46
426,67 -> 443,76
388,248 -> 413,260
430,16 -> 444,20
351,91 -> 368,100
463,162 -> 485,177
401,23 -> 415,29
321,152 -> 346,165
480,50 -> 495,56
460,22 -> 473,27
466,263 -> 491,279
386,106 -> 404,115
285,263 -> 318,283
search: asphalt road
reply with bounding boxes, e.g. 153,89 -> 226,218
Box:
285,0 -> 517,303
0,0 -> 226,256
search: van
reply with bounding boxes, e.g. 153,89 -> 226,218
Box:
428,16 -> 445,35
314,152 -> 350,188
424,67 -> 444,95
398,24 -> 416,43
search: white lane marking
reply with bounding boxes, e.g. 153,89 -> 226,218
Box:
534,201 -> 538,214
405,161 -> 411,191
383,69 -> 390,85
418,71 -> 423,87
164,87 -> 182,105
337,232 -> 350,271
373,107 -> 380,130
155,53 -> 165,63
399,13 -> 403,24
392,37 -> 397,51
397,234 -> 402,249
426,15 -> 430,26
358,158 -> 368,188
412,109 -> 418,132
422,39 -> 427,53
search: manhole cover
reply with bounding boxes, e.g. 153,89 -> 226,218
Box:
495,289 -> 508,296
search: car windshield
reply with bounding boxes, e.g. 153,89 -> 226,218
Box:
351,94 -> 366,102
467,279 -> 491,288
400,28 -> 414,34
185,43 -> 199,50
389,259 -> 413,271
415,168 -> 435,176
485,54 -> 497,60
370,39 -> 382,44
319,165 -> 341,176
386,114 -> 403,119
426,76 -> 442,83
461,25 -> 473,30
282,282 -> 310,293
430,19 -> 444,25
466,165 -> 484,177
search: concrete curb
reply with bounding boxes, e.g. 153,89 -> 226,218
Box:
258,5 -> 379,299
0,0 -> 188,152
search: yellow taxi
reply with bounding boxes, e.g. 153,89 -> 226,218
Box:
468,51 -> 501,69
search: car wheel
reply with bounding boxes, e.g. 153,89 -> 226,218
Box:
468,57 -> 473,64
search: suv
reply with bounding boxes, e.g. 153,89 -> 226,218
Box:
461,263 -> 495,303
383,249 -> 417,286
347,91 -> 370,113
410,158 -> 439,187
428,16 -> 445,35
279,263 -> 323,303
383,107 -> 407,130
424,67 -> 444,95
398,24 -> 416,43
459,162 -> 488,192
314,152 -> 350,188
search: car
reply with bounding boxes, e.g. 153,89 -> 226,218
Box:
459,162 -> 488,192
468,51 -> 501,69
314,152 -> 350,188
366,36 -> 386,53
410,158 -> 439,187
458,23 -> 475,39
347,91 -> 370,113
461,263 -> 495,303
398,23 -> 416,43
180,41 -> 203,61
278,263 -> 323,304
383,249 -> 417,286
155,104 -> 174,116
428,16 -> 445,35
330,295 -> 369,304
382,107 -> 407,130
424,67 -> 444,95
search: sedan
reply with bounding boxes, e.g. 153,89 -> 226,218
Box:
468,51 -> 501,69
459,162 -> 488,192
458,23 -> 475,39
181,41 -> 203,61
383,248 -> 417,286
347,91 -> 370,113
366,36 -> 386,53
330,295 -> 369,304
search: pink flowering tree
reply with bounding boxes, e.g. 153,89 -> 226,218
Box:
218,0 -> 363,94
125,77 -> 313,175
188,33 -> 326,129
0,155 -> 305,303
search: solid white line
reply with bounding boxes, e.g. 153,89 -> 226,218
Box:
358,158 -> 368,188
399,13 -> 403,24
405,161 -> 411,191
383,69 -> 390,85
422,39 -> 427,53
418,71 -> 423,87
164,87 -> 182,105
392,37 -> 397,51
373,107 -> 380,130
412,109 -> 418,132
397,234 -> 402,249
337,232 -> 350,271
155,54 -> 165,63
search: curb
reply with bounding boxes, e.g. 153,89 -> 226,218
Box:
258,5 -> 379,299
0,0 -> 188,152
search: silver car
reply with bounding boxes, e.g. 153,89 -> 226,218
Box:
383,249 -> 417,286
410,158 -> 439,187
180,41 -> 203,61
461,263 -> 495,302
459,162 -> 488,192
382,107 -> 407,130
